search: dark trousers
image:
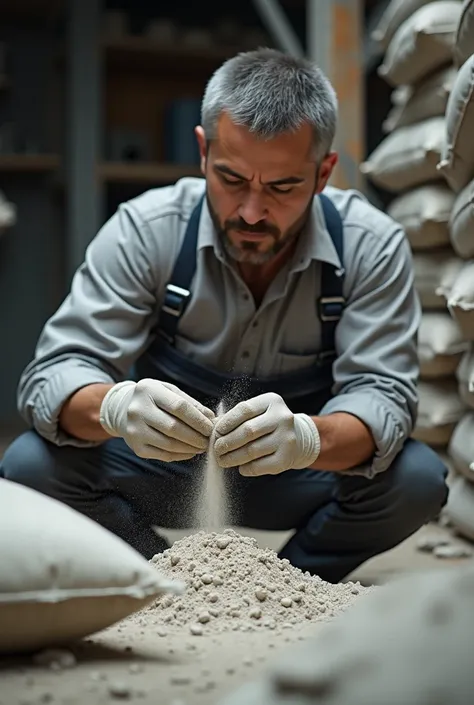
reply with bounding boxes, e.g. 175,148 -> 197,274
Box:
0,431 -> 448,583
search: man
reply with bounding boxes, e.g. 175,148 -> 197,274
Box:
1,48 -> 448,583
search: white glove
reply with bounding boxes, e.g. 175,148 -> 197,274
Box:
100,379 -> 215,462
213,392 -> 321,476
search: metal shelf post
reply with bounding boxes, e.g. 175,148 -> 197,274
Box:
252,0 -> 365,192
66,0 -> 103,283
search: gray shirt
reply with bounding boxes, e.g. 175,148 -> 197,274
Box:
18,177 -> 420,477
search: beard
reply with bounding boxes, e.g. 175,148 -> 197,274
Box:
206,192 -> 314,265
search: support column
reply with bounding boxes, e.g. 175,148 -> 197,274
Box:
66,0 -> 103,283
252,0 -> 304,58
307,0 -> 365,191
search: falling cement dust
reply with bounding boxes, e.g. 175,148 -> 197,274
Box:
195,401 -> 228,532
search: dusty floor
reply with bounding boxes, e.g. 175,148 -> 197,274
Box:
0,619 -> 325,705
1,435 -> 472,705
1,523 -> 473,705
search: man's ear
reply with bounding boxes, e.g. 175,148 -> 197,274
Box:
195,126 -> 207,175
315,152 -> 338,192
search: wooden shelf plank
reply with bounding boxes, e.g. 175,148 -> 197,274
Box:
103,36 -> 241,75
99,161 -> 201,184
0,0 -> 62,22
0,158 -> 199,180
0,154 -> 60,172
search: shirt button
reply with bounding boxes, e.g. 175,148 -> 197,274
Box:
242,350 -> 250,359
252,321 -> 258,328
243,293 -> 250,301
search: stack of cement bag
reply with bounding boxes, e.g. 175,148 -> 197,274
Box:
437,0 -> 474,542
364,0 -> 474,542
361,0 -> 469,459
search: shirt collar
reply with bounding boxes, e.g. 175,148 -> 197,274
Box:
291,193 -> 342,271
196,195 -> 220,251
196,190 -> 342,270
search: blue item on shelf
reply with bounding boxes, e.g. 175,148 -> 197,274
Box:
164,98 -> 201,165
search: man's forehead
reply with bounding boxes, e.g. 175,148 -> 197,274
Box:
210,113 -> 316,169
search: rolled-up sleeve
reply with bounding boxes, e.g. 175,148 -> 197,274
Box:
18,203 -> 162,447
319,227 -> 420,478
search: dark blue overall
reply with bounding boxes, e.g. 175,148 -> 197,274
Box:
0,195 -> 449,583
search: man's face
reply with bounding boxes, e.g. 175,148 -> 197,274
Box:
195,113 -> 337,265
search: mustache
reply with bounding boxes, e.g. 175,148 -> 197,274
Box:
225,219 -> 280,237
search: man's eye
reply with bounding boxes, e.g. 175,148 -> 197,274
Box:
222,176 -> 243,186
271,185 -> 293,194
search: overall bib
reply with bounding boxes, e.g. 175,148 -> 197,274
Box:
135,193 -> 345,415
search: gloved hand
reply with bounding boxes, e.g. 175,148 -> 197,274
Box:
213,392 -> 321,476
99,379 -> 215,462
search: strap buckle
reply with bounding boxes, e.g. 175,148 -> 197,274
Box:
318,296 -> 345,322
161,283 -> 191,317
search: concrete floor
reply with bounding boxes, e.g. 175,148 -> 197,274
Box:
347,523 -> 474,584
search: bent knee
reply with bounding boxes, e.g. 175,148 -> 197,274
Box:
393,439 -> 449,512
0,431 -> 57,492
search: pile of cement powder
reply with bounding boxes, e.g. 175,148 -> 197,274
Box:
134,529 -> 368,637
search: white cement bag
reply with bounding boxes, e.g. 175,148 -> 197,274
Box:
449,178 -> 474,259
439,55 -> 474,193
413,251 -> 463,309
388,184 -> 455,249
372,0 -> 445,49
361,117 -> 445,192
446,475 -> 474,539
448,412 -> 474,479
222,564 -> 474,705
0,190 -> 16,233
0,479 -> 181,654
391,85 -> 411,106
418,312 -> 468,377
447,261 -> 474,340
454,0 -> 474,67
378,1 -> 462,86
413,379 -> 466,446
457,348 -> 474,408
383,65 -> 456,133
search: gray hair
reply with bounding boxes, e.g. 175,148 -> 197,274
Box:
201,48 -> 338,160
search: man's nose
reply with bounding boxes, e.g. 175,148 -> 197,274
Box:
238,191 -> 267,225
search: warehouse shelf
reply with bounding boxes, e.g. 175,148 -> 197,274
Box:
0,154 -> 60,172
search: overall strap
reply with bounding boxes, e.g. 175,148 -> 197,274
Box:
318,193 -> 345,354
157,192 -> 345,351
158,195 -> 204,344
